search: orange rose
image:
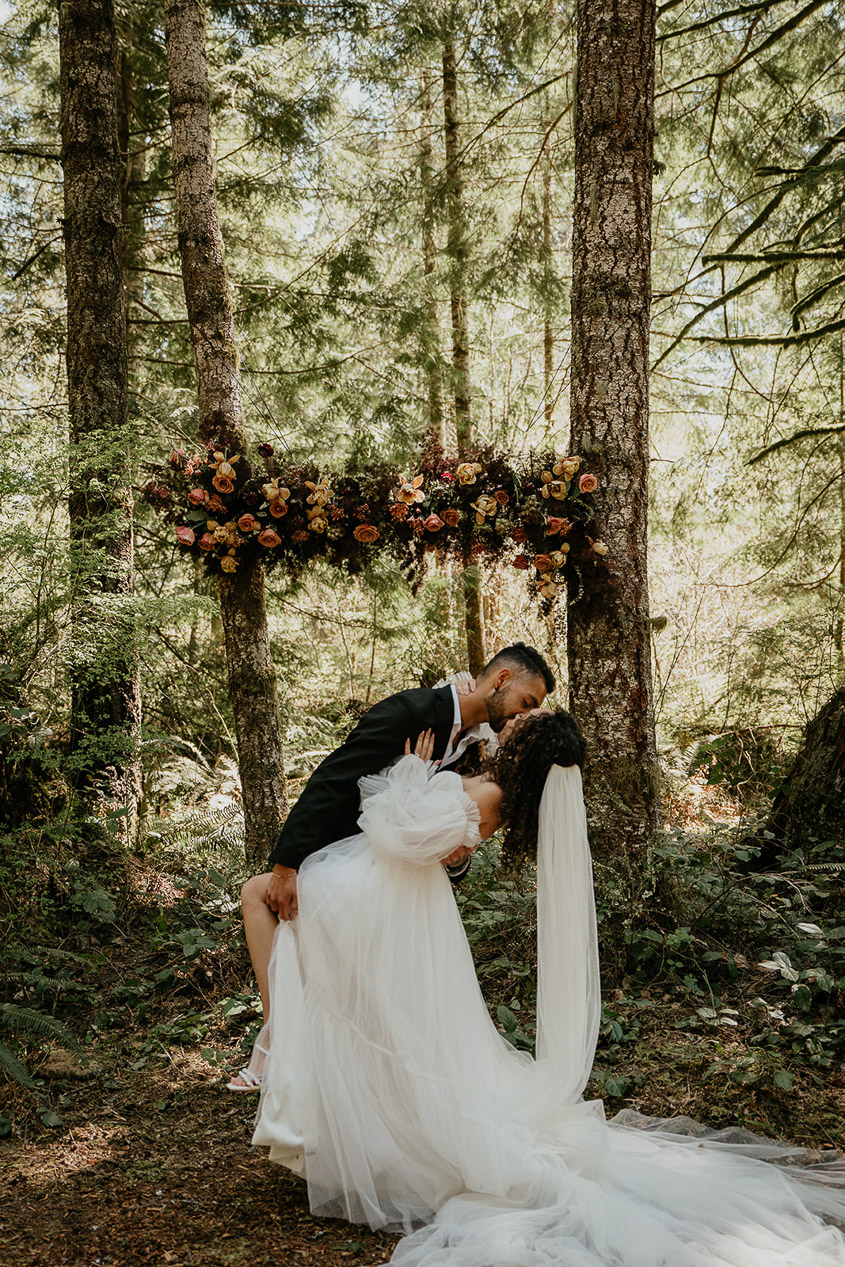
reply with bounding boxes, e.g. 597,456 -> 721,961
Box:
269,499 -> 289,518
579,473 -> 598,494
441,507 -> 461,527
258,528 -> 282,548
511,525 -> 526,542
493,489 -> 510,505
423,514 -> 444,533
353,524 -> 380,543
512,554 -> 529,570
534,553 -> 553,572
212,474 -> 235,494
237,514 -> 258,533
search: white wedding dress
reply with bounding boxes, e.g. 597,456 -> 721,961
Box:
252,755 -> 845,1266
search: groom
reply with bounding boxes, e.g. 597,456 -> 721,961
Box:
262,642 -> 554,919
233,643 -> 555,1083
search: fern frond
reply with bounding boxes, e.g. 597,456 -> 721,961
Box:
0,1041 -> 37,1089
804,862 -> 845,873
0,1004 -> 79,1050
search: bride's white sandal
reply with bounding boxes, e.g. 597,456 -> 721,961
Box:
226,1066 -> 263,1092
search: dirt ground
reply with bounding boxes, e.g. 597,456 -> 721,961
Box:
0,1052 -> 400,1267
4,1020 -> 844,1267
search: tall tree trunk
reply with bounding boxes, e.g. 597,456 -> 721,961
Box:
442,31 -> 485,673
59,0 -> 142,844
163,0 -> 287,867
419,68 -> 445,450
567,0 -> 660,854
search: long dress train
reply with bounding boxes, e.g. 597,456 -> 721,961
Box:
252,755 -> 845,1266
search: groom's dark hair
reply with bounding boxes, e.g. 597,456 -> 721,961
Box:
482,643 -> 555,694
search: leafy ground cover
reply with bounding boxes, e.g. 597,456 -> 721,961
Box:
2,764 -> 843,1264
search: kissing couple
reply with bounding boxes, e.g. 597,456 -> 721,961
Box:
230,643 -> 845,1267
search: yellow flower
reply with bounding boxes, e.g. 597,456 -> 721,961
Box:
220,555 -> 238,573
305,477 -> 333,506
262,480 -> 290,503
309,516 -> 327,533
592,540 -> 609,556
471,494 -> 498,525
552,455 -> 581,479
456,462 -> 483,486
397,474 -> 426,505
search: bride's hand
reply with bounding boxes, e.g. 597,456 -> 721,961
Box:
405,728 -> 437,763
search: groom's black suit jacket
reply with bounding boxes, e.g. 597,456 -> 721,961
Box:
268,685 -> 471,871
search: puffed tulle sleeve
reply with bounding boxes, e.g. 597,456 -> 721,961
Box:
357,754 -> 481,865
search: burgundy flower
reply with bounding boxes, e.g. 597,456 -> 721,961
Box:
257,443 -> 274,458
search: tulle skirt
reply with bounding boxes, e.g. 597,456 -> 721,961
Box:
252,833 -> 845,1266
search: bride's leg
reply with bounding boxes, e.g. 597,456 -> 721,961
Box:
227,873 -> 279,1090
241,872 -> 278,1019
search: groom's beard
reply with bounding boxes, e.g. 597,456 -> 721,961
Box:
485,686 -> 511,733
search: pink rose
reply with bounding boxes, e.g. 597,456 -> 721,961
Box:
258,528 -> 282,548
198,532 -> 215,552
237,513 -> 258,533
176,526 -> 195,546
423,514 -> 444,533
579,473 -> 598,494
187,488 -> 208,506
545,516 -> 569,536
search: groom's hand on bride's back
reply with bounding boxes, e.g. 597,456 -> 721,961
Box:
265,865 -> 298,921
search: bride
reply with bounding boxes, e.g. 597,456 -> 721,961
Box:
251,708 -> 845,1266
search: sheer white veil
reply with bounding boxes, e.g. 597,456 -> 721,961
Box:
534,763 -> 601,1104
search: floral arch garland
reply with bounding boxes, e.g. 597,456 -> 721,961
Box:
144,433 -> 607,606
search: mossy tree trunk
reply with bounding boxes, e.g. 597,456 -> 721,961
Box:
442,28 -> 485,673
567,0 -> 660,854
59,0 -> 142,844
763,688 -> 845,854
163,0 -> 287,867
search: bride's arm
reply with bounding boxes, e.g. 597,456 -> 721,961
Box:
358,753 -> 481,867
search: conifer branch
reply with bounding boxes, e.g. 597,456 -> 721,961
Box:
652,263 -> 783,369
790,273 -> 845,327
747,423 -> 845,464
660,0 -> 827,95
657,0 -> 793,42
691,315 -> 845,347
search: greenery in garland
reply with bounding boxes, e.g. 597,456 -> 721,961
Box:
143,433 -> 606,605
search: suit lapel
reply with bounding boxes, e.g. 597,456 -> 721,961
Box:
431,685 -> 457,760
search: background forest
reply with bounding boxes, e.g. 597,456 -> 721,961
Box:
1,0 -> 844,1262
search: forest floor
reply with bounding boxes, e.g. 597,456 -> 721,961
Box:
3,770 -> 844,1266
3,997 -> 844,1267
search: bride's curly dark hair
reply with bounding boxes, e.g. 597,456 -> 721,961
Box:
485,708 -> 586,869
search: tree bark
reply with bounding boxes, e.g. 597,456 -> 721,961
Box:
59,0 -> 142,843
419,69 -> 445,450
163,0 -> 287,866
567,0 -> 660,854
441,31 -> 485,673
